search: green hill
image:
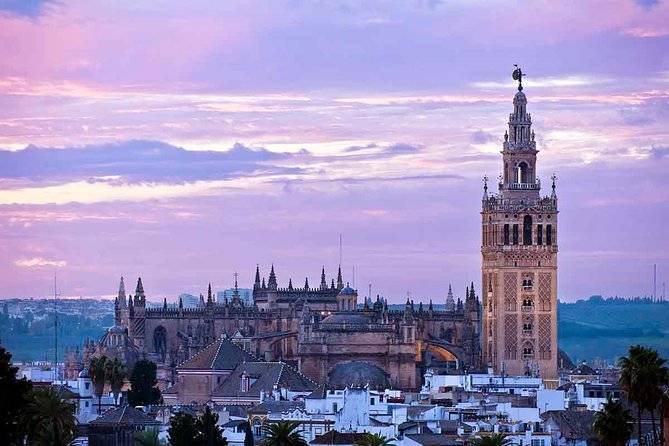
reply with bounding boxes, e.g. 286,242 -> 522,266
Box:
558,296 -> 669,363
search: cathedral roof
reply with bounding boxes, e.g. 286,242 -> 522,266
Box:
327,361 -> 390,390
212,361 -> 317,399
338,283 -> 356,296
90,405 -> 160,427
320,313 -> 370,325
178,335 -> 256,371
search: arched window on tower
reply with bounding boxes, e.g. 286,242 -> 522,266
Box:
523,215 -> 532,245
546,225 -> 553,246
512,224 -> 519,245
503,224 -> 510,245
537,224 -> 543,245
517,162 -> 529,183
522,342 -> 534,359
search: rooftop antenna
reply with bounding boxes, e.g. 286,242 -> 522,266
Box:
339,234 -> 343,267
653,264 -> 657,302
53,272 -> 60,383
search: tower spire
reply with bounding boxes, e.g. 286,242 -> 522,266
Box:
117,276 -> 127,307
320,266 -> 327,290
268,264 -> 277,290
336,265 -> 343,289
254,265 -> 261,289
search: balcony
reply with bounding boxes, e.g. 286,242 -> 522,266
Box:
521,305 -> 534,313
507,182 -> 540,190
523,329 -> 533,336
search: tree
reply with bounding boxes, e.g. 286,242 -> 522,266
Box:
135,429 -> 162,446
354,433 -> 395,446
593,398 -> 633,446
619,345 -> 669,445
195,406 -> 227,446
127,359 -> 161,406
0,346 -> 33,445
88,355 -> 108,414
468,434 -> 514,446
105,357 -> 126,406
168,412 -> 199,446
22,386 -> 76,446
262,421 -> 308,446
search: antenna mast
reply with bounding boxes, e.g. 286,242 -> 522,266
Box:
339,234 -> 342,267
653,264 -> 657,302
53,272 -> 59,383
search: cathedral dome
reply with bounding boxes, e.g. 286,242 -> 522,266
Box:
338,283 -> 356,296
107,324 -> 126,334
78,368 -> 90,378
320,313 -> 370,325
327,361 -> 390,390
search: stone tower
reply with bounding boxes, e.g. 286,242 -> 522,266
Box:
481,67 -> 558,381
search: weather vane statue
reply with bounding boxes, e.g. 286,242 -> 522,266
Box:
512,64 -> 524,91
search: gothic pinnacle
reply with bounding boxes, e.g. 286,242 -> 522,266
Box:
320,266 -> 327,289
135,277 -> 144,296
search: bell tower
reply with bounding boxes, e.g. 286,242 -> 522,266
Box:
481,66 -> 558,381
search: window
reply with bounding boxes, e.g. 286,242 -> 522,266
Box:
332,403 -> 338,412
531,440 -> 544,446
517,162 -> 529,183
503,224 -> 510,245
523,215 -> 532,245
85,383 -> 90,390
241,374 -> 250,392
513,224 -> 519,245
522,278 -> 533,290
523,344 -> 534,359
537,224 -> 543,245
253,422 -> 262,437
546,225 -> 553,246
370,398 -> 375,405
522,298 -> 534,309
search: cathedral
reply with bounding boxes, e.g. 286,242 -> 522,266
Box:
92,266 -> 481,391
481,67 -> 559,382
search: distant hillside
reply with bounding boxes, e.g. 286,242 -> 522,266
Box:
558,296 -> 669,363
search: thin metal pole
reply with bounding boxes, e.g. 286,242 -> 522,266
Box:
54,272 -> 58,383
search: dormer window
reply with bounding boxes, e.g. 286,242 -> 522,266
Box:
240,373 -> 250,392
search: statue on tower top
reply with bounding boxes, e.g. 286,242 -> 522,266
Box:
512,64 -> 524,91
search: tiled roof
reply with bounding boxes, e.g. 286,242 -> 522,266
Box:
405,434 -> 461,446
247,400 -> 305,415
541,410 -> 597,441
311,430 -> 371,445
212,362 -> 316,399
178,335 -> 257,371
306,383 -> 329,399
90,405 -> 160,426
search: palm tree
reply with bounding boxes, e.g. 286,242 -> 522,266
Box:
593,398 -> 633,446
468,433 -> 515,446
619,345 -> 669,445
262,421 -> 308,446
354,433 -> 395,446
22,387 -> 76,446
88,355 -> 108,414
105,358 -> 126,406
135,428 -> 162,446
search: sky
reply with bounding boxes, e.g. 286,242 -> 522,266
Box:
0,0 -> 667,302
